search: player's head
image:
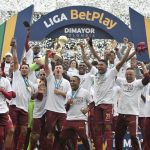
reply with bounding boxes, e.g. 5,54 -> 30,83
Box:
20,64 -> 30,76
54,64 -> 64,76
125,67 -> 136,83
78,62 -> 87,75
97,59 -> 108,74
70,76 -> 80,90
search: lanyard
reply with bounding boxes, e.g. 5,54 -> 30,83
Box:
22,76 -> 30,87
54,78 -> 62,89
71,79 -> 85,99
71,87 -> 80,99
35,71 -> 39,78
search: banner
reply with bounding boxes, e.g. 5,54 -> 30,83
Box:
0,5 -> 33,62
0,5 -> 150,62
30,6 -> 132,42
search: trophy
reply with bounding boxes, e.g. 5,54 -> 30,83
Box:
106,40 -> 117,50
53,35 -> 68,60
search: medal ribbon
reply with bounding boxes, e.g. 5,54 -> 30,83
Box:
22,76 -> 30,88
71,79 -> 85,99
54,78 -> 62,89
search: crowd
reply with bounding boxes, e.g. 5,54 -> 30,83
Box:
0,25 -> 150,150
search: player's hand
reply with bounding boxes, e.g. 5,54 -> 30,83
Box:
80,107 -> 89,115
123,37 -> 128,45
54,88 -> 62,95
128,42 -> 133,50
67,99 -> 74,105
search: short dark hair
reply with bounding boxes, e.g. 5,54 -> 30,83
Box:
20,63 -> 29,69
71,76 -> 80,82
55,62 -> 63,66
98,59 -> 108,66
91,61 -> 98,66
33,45 -> 40,49
55,60 -> 63,66
126,67 -> 134,71
109,51 -> 115,55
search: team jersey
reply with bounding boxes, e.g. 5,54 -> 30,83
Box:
45,74 -> 71,113
139,83 -> 150,117
67,68 -> 79,77
93,67 -> 118,105
10,70 -> 37,112
78,66 -> 98,91
66,88 -> 91,121
33,94 -> 47,118
116,77 -> 144,115
0,77 -> 12,113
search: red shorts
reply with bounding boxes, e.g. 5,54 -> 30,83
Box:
112,116 -> 118,132
9,105 -> 28,126
32,114 -> 46,134
46,110 -> 66,133
0,112 -> 13,128
94,104 -> 113,124
62,120 -> 87,131
61,120 -> 87,139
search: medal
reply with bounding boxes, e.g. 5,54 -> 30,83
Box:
27,86 -> 32,93
23,76 -> 32,94
147,96 -> 150,101
69,99 -> 74,105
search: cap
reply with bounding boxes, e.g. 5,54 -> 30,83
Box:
5,52 -> 12,57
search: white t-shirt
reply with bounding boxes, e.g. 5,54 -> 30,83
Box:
25,48 -> 42,65
108,61 -> 128,78
28,71 -> 39,84
107,58 -> 119,70
33,94 -> 47,118
78,66 -> 98,91
10,70 -> 37,112
139,83 -> 150,117
4,63 -> 11,76
0,77 -> 12,113
93,67 -> 118,105
116,78 -> 144,115
45,74 -> 71,113
112,85 -> 121,116
67,68 -> 79,77
66,88 -> 91,121
117,62 -> 129,78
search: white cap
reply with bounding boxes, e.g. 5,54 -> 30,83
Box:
5,52 -> 12,57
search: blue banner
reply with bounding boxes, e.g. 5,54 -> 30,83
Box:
30,6 -> 132,42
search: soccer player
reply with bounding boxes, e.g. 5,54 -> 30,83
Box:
60,76 -> 91,150
30,69 -> 47,150
115,62 -> 150,150
92,42 -> 132,150
44,50 -> 71,150
0,66 -> 14,150
9,40 -> 36,150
